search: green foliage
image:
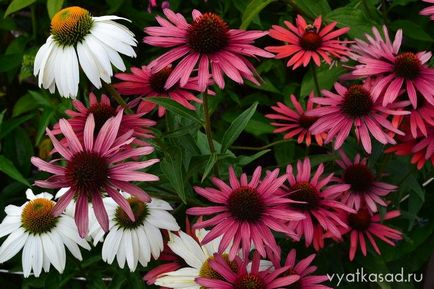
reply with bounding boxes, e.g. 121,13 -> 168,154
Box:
0,0 -> 433,288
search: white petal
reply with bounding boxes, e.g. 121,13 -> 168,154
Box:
4,205 -> 22,216
41,233 -> 62,272
147,209 -> 180,231
102,227 -> 122,264
136,227 -> 151,267
33,236 -> 43,277
77,41 -> 102,88
143,222 -> 164,260
148,198 -> 173,210
124,230 -> 136,271
0,228 -> 28,263
167,231 -> 204,269
115,230 -> 126,268
83,35 -> 113,83
90,26 -> 136,57
22,235 -> 34,277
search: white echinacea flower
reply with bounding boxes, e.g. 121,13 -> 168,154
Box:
0,189 -> 90,277
34,6 -> 137,98
90,194 -> 180,272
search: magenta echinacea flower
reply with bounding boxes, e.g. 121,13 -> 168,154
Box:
265,92 -> 327,146
283,158 -> 354,249
114,65 -> 204,117
342,208 -> 402,261
335,150 -> 396,213
307,82 -> 409,154
196,252 -> 300,289
266,15 -> 351,69
31,112 -> 160,237
351,26 -> 434,108
270,249 -> 332,289
420,0 -> 434,20
53,93 -> 156,147
144,9 -> 273,91
187,166 -> 304,260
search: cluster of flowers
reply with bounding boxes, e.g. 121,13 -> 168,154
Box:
0,2 -> 432,287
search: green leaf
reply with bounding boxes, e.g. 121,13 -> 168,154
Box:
146,97 -> 202,124
240,0 -> 275,29
326,6 -> 377,38
160,148 -> 186,203
0,155 -> 30,186
201,153 -> 218,182
36,109 -> 55,145
292,0 -> 331,18
0,53 -> 22,72
47,0 -> 64,19
4,0 -> 37,17
13,93 -> 40,117
237,149 -> 271,166
0,112 -> 35,139
301,65 -> 345,96
220,102 -> 258,153
390,20 -> 433,42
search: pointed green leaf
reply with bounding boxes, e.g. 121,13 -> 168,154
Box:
5,0 -> 36,17
240,0 -> 275,29
221,102 -> 258,153
0,155 -> 30,186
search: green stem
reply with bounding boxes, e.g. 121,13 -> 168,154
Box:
203,93 -> 216,154
381,0 -> 390,24
102,83 -> 132,113
31,6 -> 37,40
202,93 -> 219,176
231,139 -> 293,151
311,63 -> 321,97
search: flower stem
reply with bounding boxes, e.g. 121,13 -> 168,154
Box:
203,93 -> 219,176
31,6 -> 37,40
311,63 -> 321,97
102,83 -> 132,113
203,93 -> 216,154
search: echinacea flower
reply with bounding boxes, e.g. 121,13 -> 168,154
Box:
283,158 -> 354,249
52,93 -> 155,146
114,65 -> 204,117
307,82 -> 409,154
31,112 -> 160,237
270,249 -> 332,289
420,0 -> 434,20
392,97 -> 434,138
341,208 -> 402,261
90,194 -> 179,271
144,9 -> 273,91
154,229 -> 230,289
265,92 -> 326,146
335,150 -> 396,213
386,124 -> 434,169
266,15 -> 351,69
351,26 -> 434,108
196,252 -> 300,289
187,167 -> 304,260
0,190 -> 90,277
34,6 -> 137,98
